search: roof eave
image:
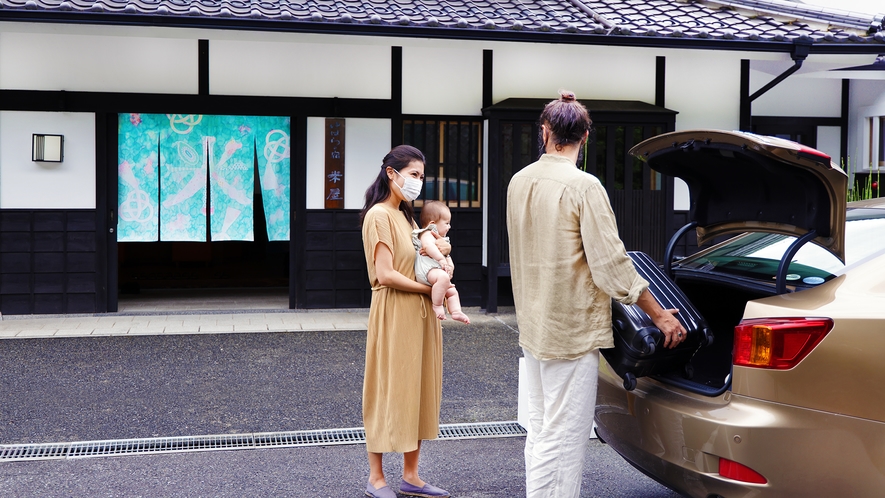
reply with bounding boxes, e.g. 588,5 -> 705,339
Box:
0,11 -> 883,55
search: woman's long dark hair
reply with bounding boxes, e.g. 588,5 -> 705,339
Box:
360,145 -> 426,227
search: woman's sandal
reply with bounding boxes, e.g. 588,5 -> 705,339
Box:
366,482 -> 397,498
399,481 -> 451,498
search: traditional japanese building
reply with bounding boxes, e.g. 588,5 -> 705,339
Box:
0,0 -> 883,314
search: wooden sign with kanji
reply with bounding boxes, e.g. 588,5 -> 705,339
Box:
324,118 -> 345,209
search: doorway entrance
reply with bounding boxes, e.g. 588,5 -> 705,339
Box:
112,113 -> 292,311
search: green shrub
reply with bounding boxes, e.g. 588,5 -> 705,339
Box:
843,157 -> 880,202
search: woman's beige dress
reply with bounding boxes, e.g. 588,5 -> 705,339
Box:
362,203 -> 443,454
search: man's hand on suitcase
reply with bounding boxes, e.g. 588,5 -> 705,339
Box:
651,309 -> 687,349
635,289 -> 688,349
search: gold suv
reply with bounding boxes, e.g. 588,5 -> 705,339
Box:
595,130 -> 885,497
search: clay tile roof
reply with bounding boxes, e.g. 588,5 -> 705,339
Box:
0,0 -> 882,46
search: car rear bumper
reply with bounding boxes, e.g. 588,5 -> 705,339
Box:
595,359 -> 885,498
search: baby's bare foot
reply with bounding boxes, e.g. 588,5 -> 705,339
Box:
451,311 -> 470,324
432,304 -> 447,320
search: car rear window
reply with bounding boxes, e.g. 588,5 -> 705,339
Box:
677,209 -> 885,286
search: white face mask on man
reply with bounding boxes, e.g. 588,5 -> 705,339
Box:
393,169 -> 423,202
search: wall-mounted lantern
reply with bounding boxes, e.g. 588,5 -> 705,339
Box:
32,134 -> 64,162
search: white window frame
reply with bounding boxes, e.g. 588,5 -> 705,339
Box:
859,103 -> 885,172
867,116 -> 885,169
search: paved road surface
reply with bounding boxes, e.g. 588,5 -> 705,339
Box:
0,317 -> 681,497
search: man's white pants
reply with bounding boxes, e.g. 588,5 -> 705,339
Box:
522,348 -> 599,498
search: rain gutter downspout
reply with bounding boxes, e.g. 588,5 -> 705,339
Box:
741,38 -> 812,130
749,39 -> 813,102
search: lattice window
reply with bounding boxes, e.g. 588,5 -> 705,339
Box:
588,125 -> 664,191
403,118 -> 483,208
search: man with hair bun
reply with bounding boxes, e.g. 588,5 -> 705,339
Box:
506,90 -> 686,497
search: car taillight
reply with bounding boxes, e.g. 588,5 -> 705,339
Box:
734,318 -> 833,369
719,457 -> 767,484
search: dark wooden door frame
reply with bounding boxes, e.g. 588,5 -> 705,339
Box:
97,113 -> 117,311
482,99 -> 677,312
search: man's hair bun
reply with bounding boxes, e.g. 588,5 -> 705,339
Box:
540,89 -> 592,150
560,90 -> 577,103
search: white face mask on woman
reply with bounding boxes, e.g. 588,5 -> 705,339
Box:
393,169 -> 423,202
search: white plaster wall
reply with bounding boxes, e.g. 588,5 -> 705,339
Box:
0,31 -> 197,93
210,40 -> 390,99
751,69 -> 842,117
492,43 -> 656,104
306,117 -> 391,209
816,126 -> 842,165
307,117 -> 325,209
402,46 -> 483,115
666,50 -> 743,132
849,80 -> 885,172
0,111 -> 96,209
663,50 -> 748,211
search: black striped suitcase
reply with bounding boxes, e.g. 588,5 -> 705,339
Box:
602,251 -> 714,391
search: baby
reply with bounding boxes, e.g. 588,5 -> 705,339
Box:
413,201 -> 470,324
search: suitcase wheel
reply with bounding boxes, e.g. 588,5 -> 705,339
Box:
641,334 -> 656,356
684,364 -> 695,380
623,373 -> 637,391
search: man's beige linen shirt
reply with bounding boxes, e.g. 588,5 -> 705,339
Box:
507,154 -> 649,360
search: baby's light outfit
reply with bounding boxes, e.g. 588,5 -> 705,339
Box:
412,223 -> 450,286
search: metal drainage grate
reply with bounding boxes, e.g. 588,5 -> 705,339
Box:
0,421 -> 525,462
253,427 -> 368,448
439,421 -> 526,440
